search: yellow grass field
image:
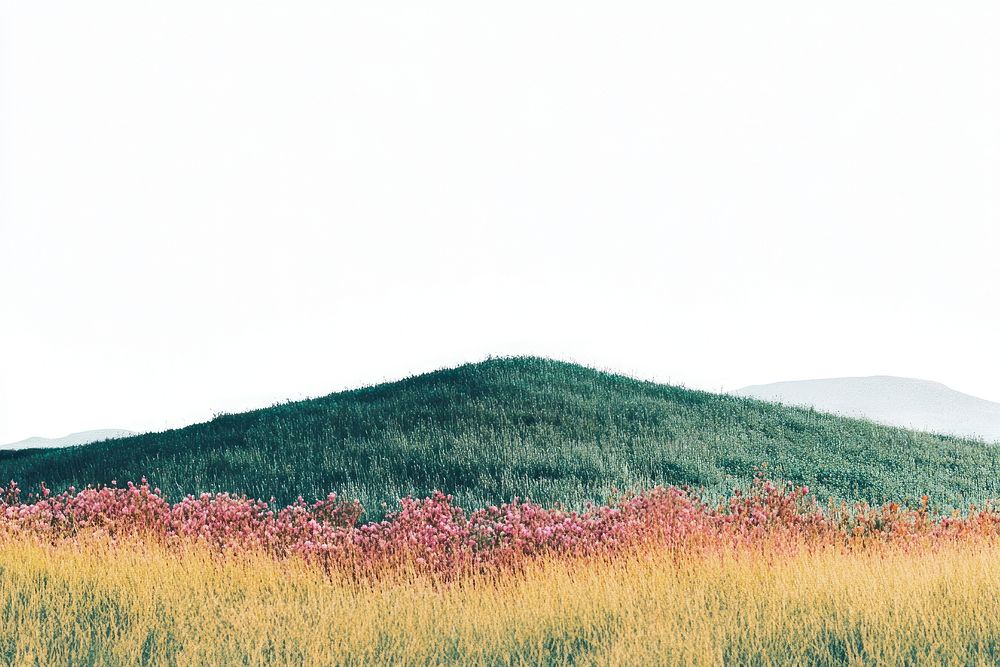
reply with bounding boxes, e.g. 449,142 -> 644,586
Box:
1,537 -> 999,666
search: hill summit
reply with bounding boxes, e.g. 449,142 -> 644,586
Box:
2,357 -> 998,514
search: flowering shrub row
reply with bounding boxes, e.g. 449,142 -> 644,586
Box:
3,473 -> 1000,576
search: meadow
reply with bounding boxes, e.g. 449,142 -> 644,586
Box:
3,358 -> 999,515
5,538 -> 1000,666
3,478 -> 1000,665
5,358 -> 1000,665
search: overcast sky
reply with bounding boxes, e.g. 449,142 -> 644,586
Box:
1,2 -> 997,443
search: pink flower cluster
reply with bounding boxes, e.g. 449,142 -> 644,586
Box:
0,480 -> 360,554
3,474 -> 999,576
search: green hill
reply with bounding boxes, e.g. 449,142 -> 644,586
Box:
3,357 -> 998,515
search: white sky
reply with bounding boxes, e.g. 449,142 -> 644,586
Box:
1,2 -> 997,443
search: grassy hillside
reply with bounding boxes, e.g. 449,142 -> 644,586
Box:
2,357 -> 998,515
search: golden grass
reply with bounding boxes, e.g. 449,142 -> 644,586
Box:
1,537 -> 999,666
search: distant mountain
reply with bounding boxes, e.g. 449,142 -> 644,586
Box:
734,377 -> 1000,443
1,429 -> 137,451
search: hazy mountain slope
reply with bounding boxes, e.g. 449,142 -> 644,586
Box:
0,429 -> 137,451
1,358 -> 998,515
735,377 -> 1000,443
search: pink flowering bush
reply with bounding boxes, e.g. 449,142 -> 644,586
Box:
3,472 -> 1000,577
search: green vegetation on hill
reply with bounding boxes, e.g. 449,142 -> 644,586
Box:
3,358 -> 998,516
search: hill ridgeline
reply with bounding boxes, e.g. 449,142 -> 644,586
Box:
2,358 -> 998,515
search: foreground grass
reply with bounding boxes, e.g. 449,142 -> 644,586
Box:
2,537 -> 999,666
